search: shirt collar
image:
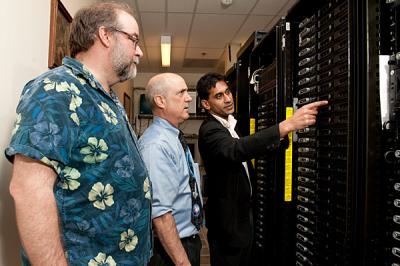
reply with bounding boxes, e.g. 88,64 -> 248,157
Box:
153,116 -> 180,136
211,114 -> 237,130
62,57 -> 104,92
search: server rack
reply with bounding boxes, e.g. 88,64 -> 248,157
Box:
250,18 -> 297,265
236,31 -> 267,136
381,1 -> 400,265
291,0 -> 381,265
252,60 -> 282,265
293,2 -> 355,264
225,63 -> 238,115
247,0 -> 382,265
250,24 -> 286,265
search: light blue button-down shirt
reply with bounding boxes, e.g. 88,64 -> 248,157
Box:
139,116 -> 202,238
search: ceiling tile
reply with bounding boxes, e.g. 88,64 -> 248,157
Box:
138,58 -> 150,69
142,47 -> 187,69
137,43 -> 151,69
279,0 -> 299,15
264,15 -> 282,32
167,13 -> 192,47
188,14 -> 246,48
124,0 -> 299,73
140,12 -> 165,46
168,0 -> 196,12
142,46 -> 160,65
137,0 -> 165,12
232,15 -> 274,45
113,0 -> 136,12
252,0 -> 288,15
171,47 -> 186,67
186,48 -> 224,59
196,0 -> 258,15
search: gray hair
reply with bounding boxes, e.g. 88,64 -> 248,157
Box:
69,2 -> 134,57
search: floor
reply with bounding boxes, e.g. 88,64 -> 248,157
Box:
200,227 -> 210,266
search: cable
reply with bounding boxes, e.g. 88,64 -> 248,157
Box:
249,68 -> 264,94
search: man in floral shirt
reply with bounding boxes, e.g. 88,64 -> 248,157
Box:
6,2 -> 151,265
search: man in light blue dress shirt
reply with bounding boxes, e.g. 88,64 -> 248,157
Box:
139,73 -> 203,266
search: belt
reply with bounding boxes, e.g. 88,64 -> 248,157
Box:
154,234 -> 198,244
180,234 -> 199,242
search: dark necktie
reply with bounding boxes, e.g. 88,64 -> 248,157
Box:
178,130 -> 203,231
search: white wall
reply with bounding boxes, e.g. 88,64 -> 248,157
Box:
0,2 -> 206,265
0,1 -> 97,265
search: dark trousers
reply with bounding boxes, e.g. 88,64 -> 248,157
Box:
148,235 -> 202,266
207,233 -> 252,266
207,208 -> 253,266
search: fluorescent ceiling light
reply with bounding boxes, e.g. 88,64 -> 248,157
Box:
161,35 -> 171,67
221,0 -> 233,6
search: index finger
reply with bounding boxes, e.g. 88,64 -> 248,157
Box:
303,100 -> 328,109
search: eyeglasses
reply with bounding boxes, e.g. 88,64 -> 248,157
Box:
111,28 -> 140,49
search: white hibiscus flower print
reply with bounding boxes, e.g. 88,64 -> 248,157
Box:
40,157 -> 61,174
98,102 -> 118,125
88,182 -> 114,210
70,112 -> 80,125
43,78 -> 69,91
143,177 -> 151,200
61,167 -> 81,191
80,137 -> 109,164
68,83 -> 82,112
119,229 -> 138,252
88,252 -> 116,266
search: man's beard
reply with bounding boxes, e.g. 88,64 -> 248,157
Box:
111,43 -> 137,82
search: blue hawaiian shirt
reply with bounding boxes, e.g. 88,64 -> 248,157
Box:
6,57 -> 152,266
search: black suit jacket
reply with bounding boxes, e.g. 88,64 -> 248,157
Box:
198,114 -> 281,248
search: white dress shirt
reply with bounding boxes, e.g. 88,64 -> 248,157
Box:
211,114 -> 252,195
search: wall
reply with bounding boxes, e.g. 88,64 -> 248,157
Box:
133,72 -> 204,88
132,73 -> 206,165
0,1 -> 97,265
132,72 -> 204,135
132,72 -> 204,119
0,3 -> 206,265
224,43 -> 240,73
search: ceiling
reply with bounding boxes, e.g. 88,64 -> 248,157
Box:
116,0 -> 298,73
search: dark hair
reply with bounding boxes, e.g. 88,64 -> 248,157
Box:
196,72 -> 226,100
69,2 -> 134,57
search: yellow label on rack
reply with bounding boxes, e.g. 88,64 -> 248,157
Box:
250,118 -> 256,135
250,118 -> 256,167
284,107 -> 293,202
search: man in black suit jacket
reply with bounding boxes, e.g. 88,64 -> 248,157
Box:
196,73 -> 327,266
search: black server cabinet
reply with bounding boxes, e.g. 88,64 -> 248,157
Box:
236,31 -> 266,136
250,19 -> 295,265
381,1 -> 400,265
225,63 -> 238,115
289,0 -> 381,265
293,2 -> 355,264
247,0 -> 382,265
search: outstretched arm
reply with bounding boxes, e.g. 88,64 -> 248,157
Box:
279,100 -> 328,138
